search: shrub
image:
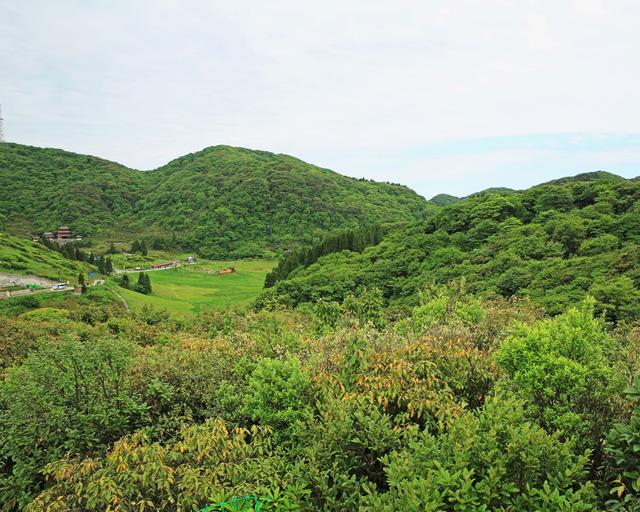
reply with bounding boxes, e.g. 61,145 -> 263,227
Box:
364,396 -> 597,511
243,357 -> 312,437
0,337 -> 147,508
495,299 -> 624,453
604,377 -> 640,510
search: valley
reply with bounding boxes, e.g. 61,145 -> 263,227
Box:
0,142 -> 639,512
4,5 -> 639,509
111,259 -> 275,315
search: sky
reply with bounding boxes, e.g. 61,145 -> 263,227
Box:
1,0 -> 639,197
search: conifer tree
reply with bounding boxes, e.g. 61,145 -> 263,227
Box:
136,272 -> 152,294
97,257 -> 106,274
78,272 -> 87,293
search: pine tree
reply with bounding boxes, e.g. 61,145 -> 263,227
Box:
136,272 -> 152,294
78,272 -> 87,293
131,240 -> 140,253
140,240 -> 148,256
120,274 -> 130,289
105,257 -> 114,274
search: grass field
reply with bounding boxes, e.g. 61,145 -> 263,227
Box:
112,259 -> 274,315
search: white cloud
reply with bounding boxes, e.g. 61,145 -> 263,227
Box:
0,0 -> 639,195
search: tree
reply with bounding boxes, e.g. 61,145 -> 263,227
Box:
364,396 -> 597,511
77,272 -> 87,293
590,276 -> 640,323
105,257 -> 114,275
26,420 -> 293,512
120,273 -> 130,289
605,377 -> 640,510
135,272 -> 151,295
97,256 -> 106,275
534,185 -> 573,212
140,240 -> 148,256
548,214 -> 587,256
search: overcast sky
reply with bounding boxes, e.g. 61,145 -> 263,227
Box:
1,0 -> 639,197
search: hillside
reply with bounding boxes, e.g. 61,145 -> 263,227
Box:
429,193 -> 460,206
0,144 -> 147,236
260,173 -> 640,322
0,143 -> 434,258
138,146 -> 435,258
0,232 -> 94,283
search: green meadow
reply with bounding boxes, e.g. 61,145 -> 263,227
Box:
112,259 -> 275,315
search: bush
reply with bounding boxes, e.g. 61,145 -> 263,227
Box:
0,338 -> 147,507
28,419 -> 302,512
495,299 -> 624,453
243,357 -> 312,437
364,396 -> 597,511
605,377 -> 640,510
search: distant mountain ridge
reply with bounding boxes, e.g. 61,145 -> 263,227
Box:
0,143 -> 434,258
429,171 -> 632,205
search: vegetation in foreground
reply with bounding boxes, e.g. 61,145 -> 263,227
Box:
0,285 -> 640,511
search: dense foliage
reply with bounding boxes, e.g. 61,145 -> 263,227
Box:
0,143 -> 434,257
262,173 -> 640,322
0,144 -> 146,236
0,285 -> 639,511
2,144 -> 640,511
264,224 -> 389,287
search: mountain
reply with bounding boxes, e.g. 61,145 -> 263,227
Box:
429,193 -> 460,206
0,144 -> 146,237
260,172 -> 640,322
542,171 -> 625,186
0,143 -> 433,258
468,186 -> 516,197
136,146 -> 435,258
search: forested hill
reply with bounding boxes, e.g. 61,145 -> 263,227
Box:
0,144 -> 147,236
136,145 -> 434,258
0,143 -> 434,257
260,172 -> 640,322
